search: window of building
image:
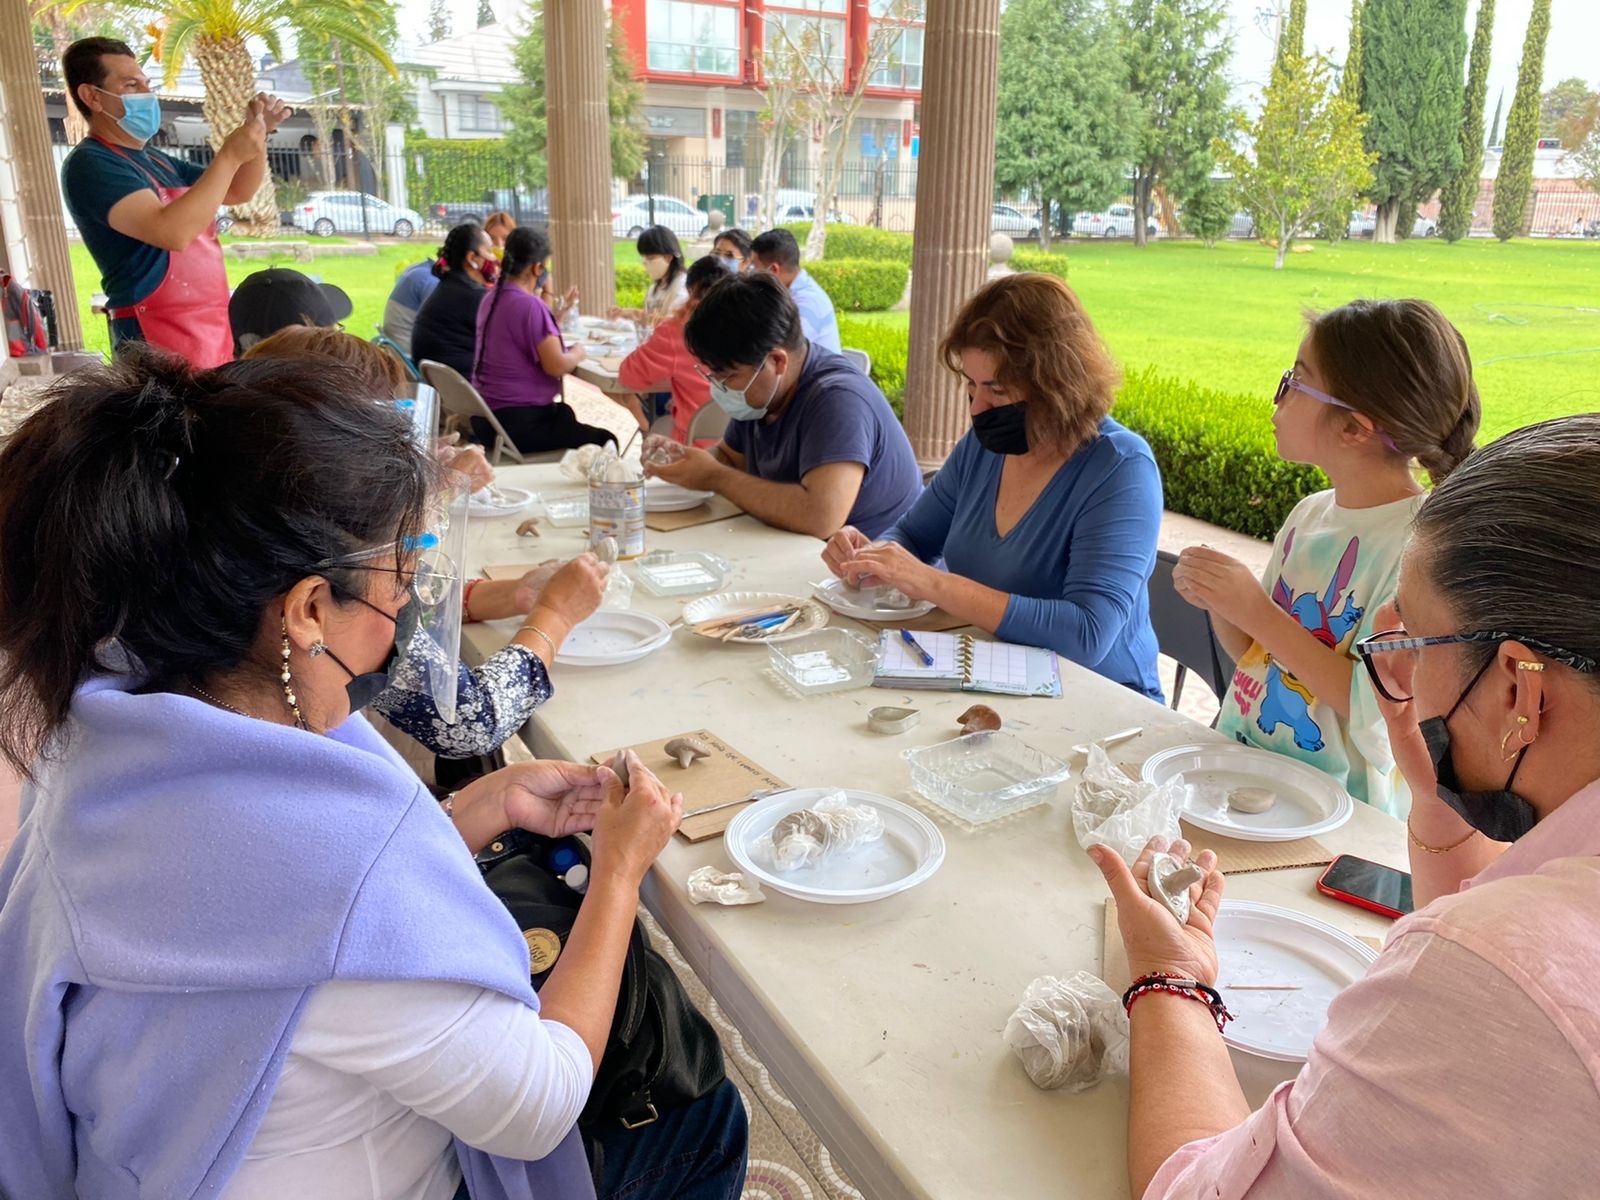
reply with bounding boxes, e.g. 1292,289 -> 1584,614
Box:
868,0 -> 924,90
765,6 -> 847,81
459,93 -> 504,132
647,0 -> 741,77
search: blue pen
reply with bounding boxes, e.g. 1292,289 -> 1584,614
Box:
900,629 -> 935,667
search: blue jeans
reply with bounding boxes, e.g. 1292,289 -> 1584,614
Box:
588,1079 -> 749,1200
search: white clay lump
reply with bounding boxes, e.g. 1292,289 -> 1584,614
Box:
1228,786 -> 1277,815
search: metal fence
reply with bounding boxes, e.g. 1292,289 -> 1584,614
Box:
1464,183 -> 1600,238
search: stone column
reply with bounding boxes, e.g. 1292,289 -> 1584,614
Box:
0,0 -> 84,351
901,0 -> 999,466
545,0 -> 615,315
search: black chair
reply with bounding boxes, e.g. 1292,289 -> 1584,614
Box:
1148,548 -> 1234,712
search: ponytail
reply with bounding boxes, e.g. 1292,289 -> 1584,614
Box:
474,225 -> 551,381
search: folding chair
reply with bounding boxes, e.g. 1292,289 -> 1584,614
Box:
1147,549 -> 1234,712
418,360 -> 566,465
841,347 -> 871,376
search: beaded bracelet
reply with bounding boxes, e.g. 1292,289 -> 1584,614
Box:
462,578 -> 483,624
1121,973 -> 1234,1034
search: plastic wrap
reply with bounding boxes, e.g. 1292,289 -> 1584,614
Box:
1003,972 -> 1130,1092
752,792 -> 885,872
559,444 -> 606,482
643,434 -> 687,468
1072,744 -> 1184,865
687,866 -> 766,906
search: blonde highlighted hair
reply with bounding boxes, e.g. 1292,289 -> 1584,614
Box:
242,325 -> 406,395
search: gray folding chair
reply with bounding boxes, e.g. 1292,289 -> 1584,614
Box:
418,360 -> 565,466
841,347 -> 871,376
685,400 -> 731,444
1148,549 -> 1234,712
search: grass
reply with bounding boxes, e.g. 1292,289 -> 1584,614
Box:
67,236 -> 1599,442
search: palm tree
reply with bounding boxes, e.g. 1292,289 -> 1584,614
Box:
63,0 -> 397,230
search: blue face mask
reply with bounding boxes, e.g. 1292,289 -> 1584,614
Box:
708,355 -> 772,422
99,88 -> 162,143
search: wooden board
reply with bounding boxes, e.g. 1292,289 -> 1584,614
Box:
481,562 -> 557,582
1178,822 -> 1334,875
589,727 -> 787,842
644,493 -> 747,532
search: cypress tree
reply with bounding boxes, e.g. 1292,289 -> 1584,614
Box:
1276,0 -> 1308,74
1493,0 -> 1552,240
1488,88 -> 1505,146
1340,0 -> 1364,102
1438,0 -> 1494,242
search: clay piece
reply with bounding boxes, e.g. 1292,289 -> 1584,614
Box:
610,750 -> 631,789
515,517 -> 542,538
1149,852 -> 1206,926
867,705 -> 920,734
957,704 -> 1003,735
1228,786 -> 1277,815
663,735 -> 712,769
594,535 -> 619,564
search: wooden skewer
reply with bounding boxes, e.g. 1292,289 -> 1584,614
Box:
1223,984 -> 1303,991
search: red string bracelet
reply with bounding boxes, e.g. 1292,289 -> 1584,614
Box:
1122,973 -> 1234,1034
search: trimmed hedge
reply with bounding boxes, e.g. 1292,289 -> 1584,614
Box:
806,259 -> 909,312
778,223 -> 915,264
613,261 -> 647,309
1008,248 -> 1071,280
405,135 -> 513,210
838,317 -> 910,415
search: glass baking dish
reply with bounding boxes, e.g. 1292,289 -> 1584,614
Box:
542,492 -> 590,527
633,550 -> 730,597
766,629 -> 877,695
903,730 -> 1072,824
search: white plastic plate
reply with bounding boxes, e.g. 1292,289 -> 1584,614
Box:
680,591 -> 830,645
553,611 -> 672,666
1213,900 -> 1378,1062
811,576 -> 936,622
643,481 -> 715,512
1140,742 -> 1354,842
467,486 -> 537,517
725,788 -> 946,905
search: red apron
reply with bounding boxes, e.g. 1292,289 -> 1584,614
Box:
98,138 -> 234,369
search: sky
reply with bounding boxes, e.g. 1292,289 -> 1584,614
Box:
400,0 -> 1600,120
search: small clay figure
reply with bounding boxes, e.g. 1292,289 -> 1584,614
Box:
957,704 -> 1002,734
663,736 -> 712,769
1228,786 -> 1276,815
594,535 -> 619,564
1149,851 -> 1206,925
516,517 -> 541,538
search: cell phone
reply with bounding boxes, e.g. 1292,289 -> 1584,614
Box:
1316,854 -> 1414,920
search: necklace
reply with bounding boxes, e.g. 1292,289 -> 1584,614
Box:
190,683 -> 253,720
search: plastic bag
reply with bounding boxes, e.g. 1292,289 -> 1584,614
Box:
559,444 -> 606,482
1003,972 -> 1130,1092
642,434 -> 687,468
1072,744 -> 1184,865
752,792 -> 885,872
687,866 -> 765,906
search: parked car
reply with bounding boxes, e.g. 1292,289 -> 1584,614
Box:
215,207 -> 234,236
770,189 -> 854,226
612,194 -> 706,240
991,203 -> 1040,238
291,191 -> 423,238
1411,213 -> 1438,237
430,188 -> 549,231
1073,204 -> 1160,238
1229,211 -> 1257,239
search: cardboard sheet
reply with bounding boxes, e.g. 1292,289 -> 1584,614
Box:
1179,823 -> 1334,875
644,494 -> 746,532
589,727 -> 787,842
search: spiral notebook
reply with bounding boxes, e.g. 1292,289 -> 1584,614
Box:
873,630 -> 1063,698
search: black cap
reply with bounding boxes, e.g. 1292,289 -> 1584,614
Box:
228,268 -> 354,356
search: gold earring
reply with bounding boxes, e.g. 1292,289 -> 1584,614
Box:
1501,715 -> 1530,760
1517,661 -> 1546,673
281,620 -> 306,730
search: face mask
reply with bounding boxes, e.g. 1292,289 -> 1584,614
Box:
99,88 -> 161,143
643,256 -> 671,282
709,356 -> 772,422
1416,659 -> 1540,842
478,258 -> 499,285
324,597 -> 415,712
972,403 -> 1031,456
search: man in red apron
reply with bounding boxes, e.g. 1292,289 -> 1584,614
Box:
60,37 -> 291,369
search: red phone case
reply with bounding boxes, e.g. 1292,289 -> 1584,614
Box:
1316,860 -> 1407,920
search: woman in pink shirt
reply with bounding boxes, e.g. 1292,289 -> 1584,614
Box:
1095,413 -> 1600,1199
616,256 -> 730,445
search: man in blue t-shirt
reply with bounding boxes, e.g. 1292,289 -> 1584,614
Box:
382,259 -> 441,355
644,272 -> 921,540
59,37 -> 290,365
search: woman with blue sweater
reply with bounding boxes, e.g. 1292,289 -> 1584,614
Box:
822,273 -> 1165,699
0,349 -> 746,1200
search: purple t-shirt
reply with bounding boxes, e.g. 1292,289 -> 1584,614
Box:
472,285 -> 563,409
723,343 -> 922,538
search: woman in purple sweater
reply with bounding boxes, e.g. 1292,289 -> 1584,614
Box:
473,227 -> 614,454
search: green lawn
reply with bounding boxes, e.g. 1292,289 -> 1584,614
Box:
68,235 -> 1598,442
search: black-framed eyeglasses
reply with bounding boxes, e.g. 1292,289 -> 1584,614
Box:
1355,628 -> 1596,704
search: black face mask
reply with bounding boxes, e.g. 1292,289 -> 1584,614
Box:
972,403 -> 1031,456
1416,658 -> 1540,843
324,597 -> 416,712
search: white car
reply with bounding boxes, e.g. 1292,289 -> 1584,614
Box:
1073,204 -> 1160,238
293,191 -> 422,238
991,203 -> 1040,237
770,189 -> 854,225
612,194 -> 706,240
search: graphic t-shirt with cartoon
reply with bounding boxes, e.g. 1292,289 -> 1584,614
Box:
1216,490 -> 1422,817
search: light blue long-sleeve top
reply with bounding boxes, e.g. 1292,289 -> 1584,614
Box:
790,268 -> 842,352
884,418 -> 1165,699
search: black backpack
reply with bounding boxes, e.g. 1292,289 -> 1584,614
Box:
476,830 -> 727,1133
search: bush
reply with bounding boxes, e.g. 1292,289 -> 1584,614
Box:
838,318 -> 910,415
806,259 -> 908,312
778,223 -> 915,264
613,261 -> 647,310
1113,368 -> 1325,540
405,136 -> 515,210
1008,248 -> 1071,279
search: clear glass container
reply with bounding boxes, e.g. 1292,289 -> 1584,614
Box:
903,731 -> 1072,824
767,629 -> 877,695
633,550 -> 730,597
542,493 -> 590,527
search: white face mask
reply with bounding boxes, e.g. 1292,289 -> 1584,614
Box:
642,256 -> 671,282
708,355 -> 772,421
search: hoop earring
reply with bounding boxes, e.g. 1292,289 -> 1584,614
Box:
1501,715 -> 1530,761
281,621 -> 306,729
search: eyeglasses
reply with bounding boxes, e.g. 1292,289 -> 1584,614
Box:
693,356 -> 765,388
1355,628 -> 1596,703
1273,371 -> 1400,453
315,537 -> 457,608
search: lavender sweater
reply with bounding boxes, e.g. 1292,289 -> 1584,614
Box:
0,674 -> 594,1199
